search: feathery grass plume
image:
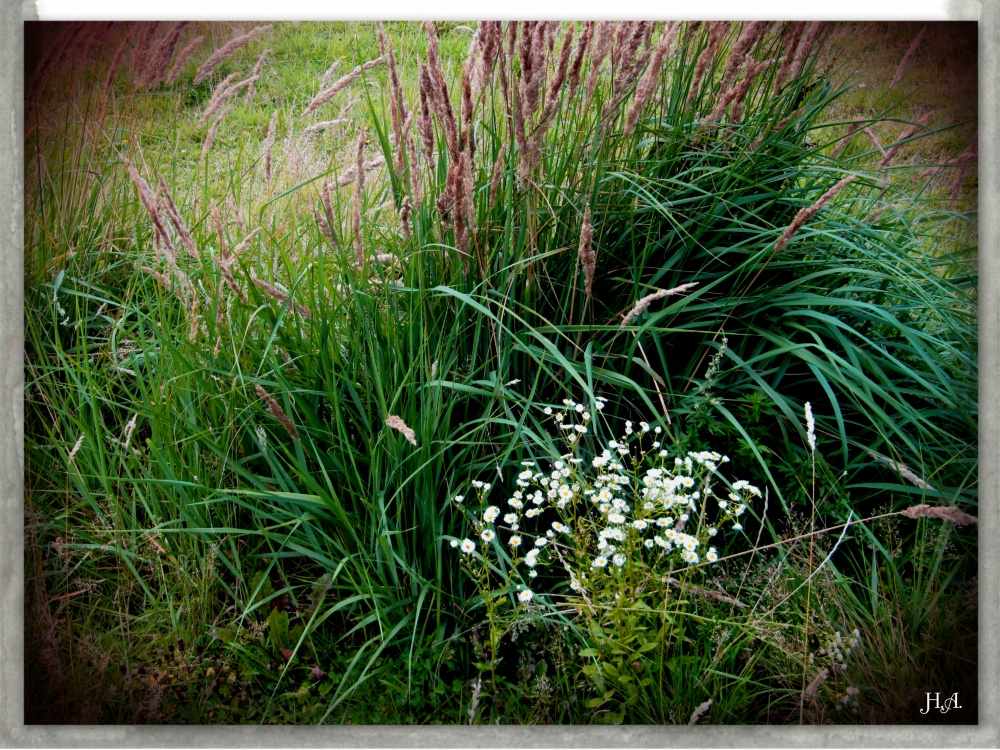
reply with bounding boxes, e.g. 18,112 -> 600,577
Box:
862,126 -> 887,158
460,67 -> 475,155
773,174 -> 858,254
321,181 -> 336,235
231,227 -> 261,257
156,176 -> 199,264
130,22 -> 159,74
892,25 -> 926,88
578,205 -> 596,299
706,22 -> 770,123
302,118 -> 347,136
251,274 -> 311,319
425,24 -> 460,162
614,21 -> 647,94
126,159 -> 175,256
377,22 -> 408,175
772,21 -> 805,94
829,121 -> 862,158
585,21 -> 616,99
385,415 -> 417,446
804,402 -> 816,452
452,154 -> 471,258
104,24 -> 137,93
512,81 -> 530,187
488,142 -> 507,210
122,413 -> 138,449
687,21 -> 728,110
727,58 -> 769,124
67,433 -> 85,464
244,48 -> 269,105
262,111 -> 278,183
226,193 -> 245,235
400,195 -> 412,241
333,156 -> 387,188
687,699 -> 713,725
28,23 -> 84,100
210,198 -> 228,257
165,35 -> 204,84
254,383 -> 300,441
302,57 -> 384,117
868,451 -> 936,491
201,73 -> 260,126
187,291 -> 201,342
319,59 -> 341,90
139,21 -> 188,89
567,21 -> 595,99
901,504 -> 977,526
404,115 -> 423,206
619,282 -> 699,328
788,21 -> 823,84
214,253 -> 246,304
539,23 -> 574,124
352,126 -> 366,268
802,667 -> 829,700
473,21 -> 502,101
624,22 -> 678,136
417,63 -> 436,165
199,72 -> 237,125
201,103 -> 232,162
315,206 -> 337,248
879,111 -> 933,168
193,24 -> 272,85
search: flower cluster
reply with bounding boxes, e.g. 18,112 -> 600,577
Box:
448,394 -> 761,605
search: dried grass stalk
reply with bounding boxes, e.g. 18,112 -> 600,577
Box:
226,193 -> 245,235
862,126 -> 887,158
302,118 -> 347,136
140,22 -> 189,89
126,159 -> 174,257
320,59 -> 341,90
385,415 -> 418,446
620,282 -> 699,328
788,21 -> 822,83
901,504 -> 977,526
772,22 -> 805,93
687,21 -> 728,109
868,450 -> 936,491
585,22 -> 616,99
567,21 -> 595,99
773,175 -> 858,254
255,383 -> 300,441
193,24 -> 272,85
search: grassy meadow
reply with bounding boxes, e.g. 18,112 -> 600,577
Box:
23,20 -> 978,725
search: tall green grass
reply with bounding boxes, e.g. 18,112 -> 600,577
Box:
24,20 -> 976,724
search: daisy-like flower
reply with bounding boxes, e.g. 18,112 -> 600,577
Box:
717,500 -> 728,510
503,512 -> 518,525
480,529 -> 496,542
559,422 -> 574,430
508,498 -> 524,509
528,569 -> 538,578
607,512 -> 627,524
450,539 -> 459,548
543,407 -> 553,415
558,485 -> 574,501
706,548 -> 718,562
644,538 -> 655,548
534,537 -> 548,548
656,517 -> 672,528
521,460 -> 536,467
569,579 -> 581,591
612,553 -> 626,567
518,589 -> 534,603
552,521 -> 568,533
524,550 -> 539,567
592,555 -> 609,569
575,424 -> 588,434
732,523 -> 743,531
483,506 -> 500,523
509,535 -> 522,548
707,526 -> 718,536
460,539 -> 476,554
453,495 -> 464,504
632,519 -> 648,531
518,469 -> 533,480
